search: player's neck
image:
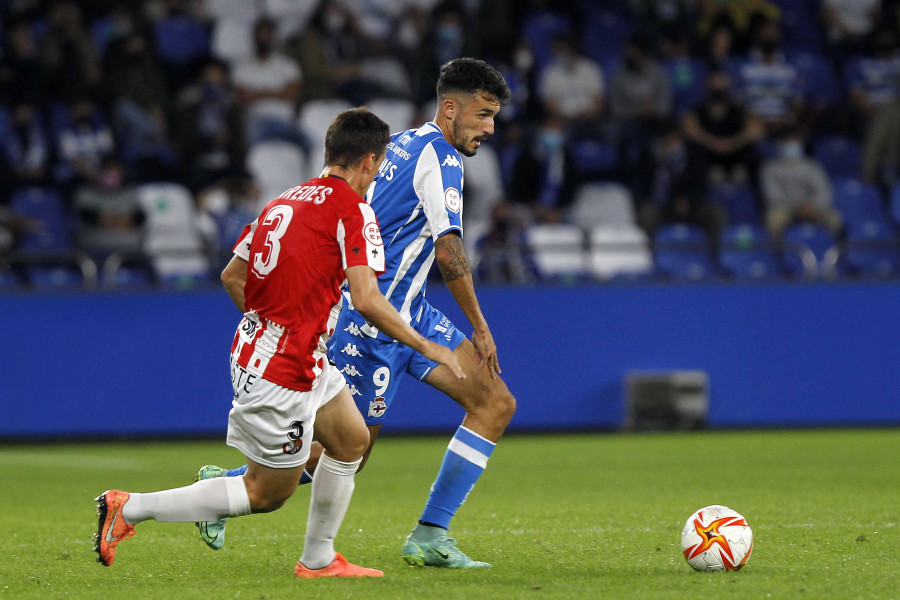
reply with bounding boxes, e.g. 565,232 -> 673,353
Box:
434,114 -> 453,146
320,166 -> 367,198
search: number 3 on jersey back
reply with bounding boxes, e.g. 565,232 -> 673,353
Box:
253,205 -> 294,276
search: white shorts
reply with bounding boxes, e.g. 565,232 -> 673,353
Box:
226,356 -> 347,468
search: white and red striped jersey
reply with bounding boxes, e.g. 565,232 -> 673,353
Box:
230,175 -> 385,391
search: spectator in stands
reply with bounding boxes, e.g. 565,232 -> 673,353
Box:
232,17 -> 305,147
610,36 -> 672,124
174,60 -> 245,192
346,38 -> 413,103
760,129 -> 843,241
0,20 -> 47,105
636,119 -> 725,238
515,116 -> 576,223
822,0 -> 882,57
861,97 -> 900,186
54,98 -> 117,188
288,1 -> 365,101
660,30 -> 707,117
0,205 -> 40,254
735,19 -> 803,136
414,3 -> 474,104
2,102 -> 51,190
682,69 -> 764,185
40,0 -> 101,100
847,27 -> 900,127
195,172 -> 260,249
538,34 -> 604,126
104,32 -> 177,180
73,157 -> 145,260
475,202 -> 537,285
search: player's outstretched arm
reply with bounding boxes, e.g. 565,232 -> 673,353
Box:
221,255 -> 248,312
345,264 -> 465,379
434,232 -> 501,379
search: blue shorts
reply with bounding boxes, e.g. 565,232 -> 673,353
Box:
326,300 -> 467,425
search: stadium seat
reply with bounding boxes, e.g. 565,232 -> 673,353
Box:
889,183 -> 900,226
366,98 -> 416,134
26,264 -> 86,290
708,183 -> 761,225
0,268 -> 25,291
568,182 -> 636,228
567,138 -> 620,176
789,52 -> 841,108
581,10 -> 633,64
525,223 -> 587,281
520,11 -> 575,71
9,187 -> 72,251
246,140 -> 308,208
833,219 -> 900,278
154,15 -> 210,66
588,223 -> 653,280
298,99 -> 353,179
831,178 -> 886,228
813,137 -> 863,180
653,224 -> 718,280
137,182 -> 210,280
718,224 -> 786,280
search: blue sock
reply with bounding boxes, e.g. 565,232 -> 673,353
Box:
418,426 -> 496,530
226,465 -> 248,477
226,463 -> 312,485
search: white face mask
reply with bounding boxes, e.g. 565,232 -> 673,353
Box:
780,141 -> 804,159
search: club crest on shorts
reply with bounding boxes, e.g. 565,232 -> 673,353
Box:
282,439 -> 304,455
368,397 -> 387,418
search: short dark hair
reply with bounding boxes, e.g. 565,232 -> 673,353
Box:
324,107 -> 390,168
436,57 -> 511,105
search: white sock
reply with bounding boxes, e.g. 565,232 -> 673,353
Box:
299,454 -> 361,569
122,476 -> 251,524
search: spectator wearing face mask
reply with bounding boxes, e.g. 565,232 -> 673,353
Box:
682,69 -> 764,185
636,119 -> 725,238
760,130 -> 843,240
538,34 -> 604,125
232,17 -> 305,147
735,19 -> 803,137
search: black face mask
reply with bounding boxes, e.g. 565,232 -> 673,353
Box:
759,40 -> 778,55
709,89 -> 729,102
255,40 -> 273,55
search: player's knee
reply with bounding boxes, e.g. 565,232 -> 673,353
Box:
322,426 -> 369,462
248,488 -> 293,513
469,385 -> 516,426
492,388 -> 517,424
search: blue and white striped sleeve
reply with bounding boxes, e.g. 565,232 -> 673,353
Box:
414,141 -> 464,240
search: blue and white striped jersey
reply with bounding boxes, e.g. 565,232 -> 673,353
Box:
349,121 -> 465,341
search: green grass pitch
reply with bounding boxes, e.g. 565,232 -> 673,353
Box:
0,429 -> 897,599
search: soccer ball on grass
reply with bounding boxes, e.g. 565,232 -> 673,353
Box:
681,505 -> 753,571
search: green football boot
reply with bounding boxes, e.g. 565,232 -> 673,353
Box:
193,464 -> 228,550
401,533 -> 491,568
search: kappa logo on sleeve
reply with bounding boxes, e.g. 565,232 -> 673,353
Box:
441,155 -> 461,168
444,187 -> 461,213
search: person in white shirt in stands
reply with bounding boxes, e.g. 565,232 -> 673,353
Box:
232,17 -> 305,148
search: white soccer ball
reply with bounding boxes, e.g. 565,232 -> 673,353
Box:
681,505 -> 753,571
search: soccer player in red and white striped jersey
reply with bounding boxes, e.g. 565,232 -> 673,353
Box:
94,108 -> 464,578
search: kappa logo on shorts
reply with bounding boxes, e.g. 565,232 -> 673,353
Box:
348,384 -> 362,396
344,322 -> 363,337
341,364 -> 362,377
282,439 -> 303,455
368,397 -> 387,418
340,343 -> 363,357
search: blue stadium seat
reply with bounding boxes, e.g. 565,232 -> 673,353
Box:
831,178 -> 886,228
653,224 -> 718,280
215,207 -> 258,250
581,11 -> 633,65
9,187 -> 72,250
154,16 -> 210,66
789,52 -> 841,108
718,224 -> 786,279
709,183 -> 761,225
0,269 -> 26,291
567,138 -> 620,175
26,264 -> 85,290
837,220 -> 900,278
813,137 -> 863,180
890,183 -> 900,226
520,11 -> 575,71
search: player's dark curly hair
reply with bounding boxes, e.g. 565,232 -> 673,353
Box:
436,57 -> 511,105
325,108 -> 390,168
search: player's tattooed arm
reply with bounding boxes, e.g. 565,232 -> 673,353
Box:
434,232 -> 471,282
